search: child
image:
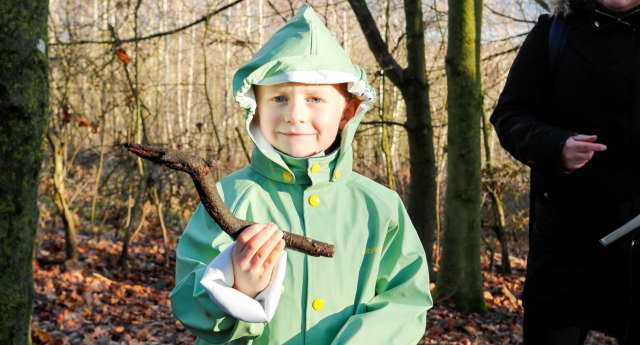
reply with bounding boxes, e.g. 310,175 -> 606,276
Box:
169,5 -> 432,344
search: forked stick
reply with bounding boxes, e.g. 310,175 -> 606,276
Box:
123,142 -> 335,257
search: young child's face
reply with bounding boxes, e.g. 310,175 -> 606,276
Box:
253,82 -> 360,157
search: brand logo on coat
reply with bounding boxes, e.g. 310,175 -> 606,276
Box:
363,247 -> 382,254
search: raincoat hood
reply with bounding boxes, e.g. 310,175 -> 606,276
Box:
232,4 -> 376,183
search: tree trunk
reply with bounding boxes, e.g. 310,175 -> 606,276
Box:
118,0 -> 148,271
434,0 -> 486,312
476,0 -> 511,274
91,115 -> 106,230
150,185 -> 170,267
47,132 -> 80,265
402,0 -> 437,280
490,192 -> 511,274
118,170 -> 150,271
480,77 -> 511,274
347,0 -> 438,279
203,16 -> 223,151
185,12 -> 196,148
379,4 -> 395,191
0,0 -> 49,342
163,0 -> 173,145
177,1 -> 185,145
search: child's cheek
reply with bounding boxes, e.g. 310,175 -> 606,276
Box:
315,111 -> 340,140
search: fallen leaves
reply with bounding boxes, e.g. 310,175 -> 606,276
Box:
32,230 -> 192,345
33,214 -> 616,345
422,243 -> 617,345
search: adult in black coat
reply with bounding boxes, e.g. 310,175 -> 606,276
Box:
490,0 -> 640,344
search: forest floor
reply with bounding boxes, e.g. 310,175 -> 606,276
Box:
31,227 -> 618,345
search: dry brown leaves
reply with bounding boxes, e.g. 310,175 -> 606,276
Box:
33,222 -> 617,344
421,243 -> 617,345
32,229 -> 195,345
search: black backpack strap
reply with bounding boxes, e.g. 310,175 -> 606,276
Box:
549,16 -> 570,75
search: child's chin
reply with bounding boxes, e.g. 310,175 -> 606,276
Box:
282,147 -> 318,158
288,150 -> 316,158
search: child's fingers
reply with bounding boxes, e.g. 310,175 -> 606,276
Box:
250,230 -> 284,275
235,223 -> 268,253
239,223 -> 278,263
261,239 -> 285,279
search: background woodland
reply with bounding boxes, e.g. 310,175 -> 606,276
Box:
3,0 -> 619,343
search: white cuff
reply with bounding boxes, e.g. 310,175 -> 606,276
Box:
199,242 -> 287,323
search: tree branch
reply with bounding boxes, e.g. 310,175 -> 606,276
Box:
360,120 -> 407,128
484,5 -> 536,24
266,0 -> 289,23
51,0 -> 245,46
123,143 -> 335,258
482,45 -> 521,61
346,0 -> 403,87
534,0 -> 551,12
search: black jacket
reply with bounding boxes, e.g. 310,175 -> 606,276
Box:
490,1 -> 640,339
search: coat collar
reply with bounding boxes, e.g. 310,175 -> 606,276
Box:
589,6 -> 640,29
249,144 -> 352,187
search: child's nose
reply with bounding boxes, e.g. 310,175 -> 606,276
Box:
285,99 -> 308,124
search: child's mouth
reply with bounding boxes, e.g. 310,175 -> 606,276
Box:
279,132 -> 315,137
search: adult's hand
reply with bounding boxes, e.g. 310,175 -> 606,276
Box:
232,222 -> 285,299
560,134 -> 607,170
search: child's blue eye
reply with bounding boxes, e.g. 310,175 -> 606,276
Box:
309,97 -> 322,103
273,96 -> 287,102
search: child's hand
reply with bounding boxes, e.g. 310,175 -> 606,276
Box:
560,134 -> 607,169
232,222 -> 286,298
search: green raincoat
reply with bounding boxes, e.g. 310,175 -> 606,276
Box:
169,5 -> 432,344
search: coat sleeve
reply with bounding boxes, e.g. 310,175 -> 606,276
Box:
489,14 -> 577,177
330,195 -> 433,345
169,202 -> 265,344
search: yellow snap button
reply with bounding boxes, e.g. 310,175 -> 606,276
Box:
334,169 -> 340,180
283,171 -> 293,182
309,195 -> 320,206
310,163 -> 321,173
312,299 -> 324,310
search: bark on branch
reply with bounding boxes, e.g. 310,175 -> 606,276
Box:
50,0 -> 245,46
346,0 -> 403,88
123,142 -> 335,258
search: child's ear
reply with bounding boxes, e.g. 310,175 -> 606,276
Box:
339,97 -> 360,130
252,85 -> 261,125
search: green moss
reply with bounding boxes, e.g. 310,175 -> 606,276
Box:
0,0 -> 49,343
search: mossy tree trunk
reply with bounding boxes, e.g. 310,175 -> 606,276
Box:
0,0 -> 49,342
433,0 -> 486,312
348,0 -> 437,279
